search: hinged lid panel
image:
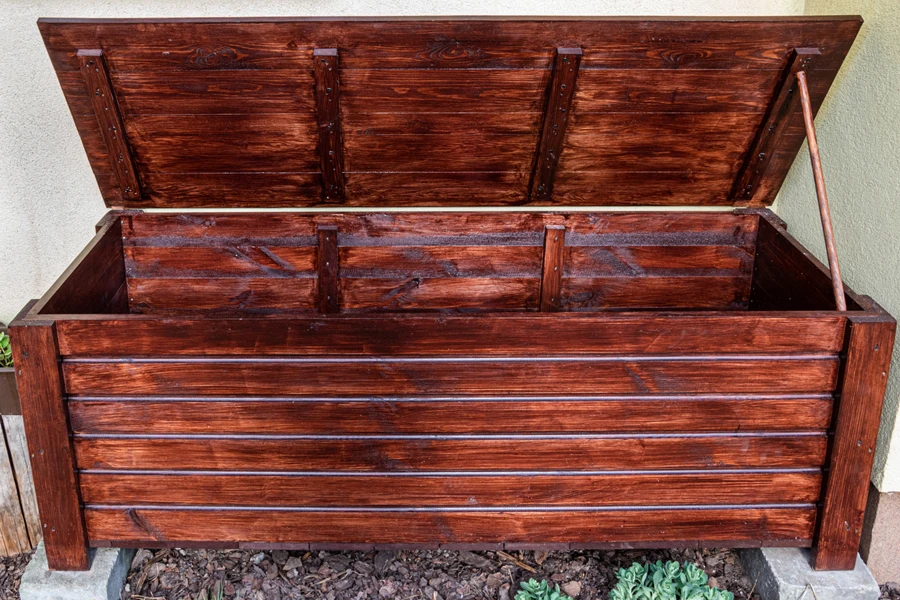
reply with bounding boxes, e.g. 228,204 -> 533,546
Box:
40,16 -> 860,209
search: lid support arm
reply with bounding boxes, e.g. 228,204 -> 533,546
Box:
796,70 -> 847,311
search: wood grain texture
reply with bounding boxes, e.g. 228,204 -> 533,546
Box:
0,419 -> 31,555
78,471 -> 823,507
83,507 -> 817,545
2,416 -> 42,548
314,49 -> 346,202
8,323 -> 89,570
55,314 -> 847,357
73,435 -> 827,472
813,315 -> 897,570
540,226 -> 566,311
41,18 -> 861,208
61,356 -> 840,396
316,227 -> 340,313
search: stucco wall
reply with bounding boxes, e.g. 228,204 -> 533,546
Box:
777,0 -> 900,491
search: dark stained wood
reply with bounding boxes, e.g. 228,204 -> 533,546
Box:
55,314 -> 847,357
7,323 -> 89,570
73,434 -> 827,472
83,507 -> 817,546
76,50 -> 142,203
313,49 -> 346,202
128,278 -> 317,314
530,48 -> 581,201
41,18 -> 861,208
68,396 -> 834,435
61,356 -> 840,397
78,471 -> 823,507
540,226 -> 566,311
316,226 -> 340,313
34,219 -> 127,316
730,48 -> 819,203
813,315 -> 896,570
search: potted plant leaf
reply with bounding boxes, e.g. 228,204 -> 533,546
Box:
0,325 -> 18,416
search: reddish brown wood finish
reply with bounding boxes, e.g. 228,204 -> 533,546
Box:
40,18 -> 861,208
316,226 -> 340,313
540,226 -> 566,311
813,315 -> 896,570
7,322 -> 89,570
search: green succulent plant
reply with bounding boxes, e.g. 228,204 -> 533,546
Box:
515,578 -> 574,600
0,332 -> 12,368
609,561 -> 734,600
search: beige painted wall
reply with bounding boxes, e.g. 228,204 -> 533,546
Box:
777,0 -> 900,491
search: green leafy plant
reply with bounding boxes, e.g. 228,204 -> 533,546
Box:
0,332 -> 12,369
609,561 -> 734,600
515,578 -> 574,600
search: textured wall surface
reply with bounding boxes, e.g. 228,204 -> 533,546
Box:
778,0 -> 900,491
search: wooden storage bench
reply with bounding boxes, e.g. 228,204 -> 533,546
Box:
12,16 -> 895,572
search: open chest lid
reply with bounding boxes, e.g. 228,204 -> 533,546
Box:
40,16 -> 861,209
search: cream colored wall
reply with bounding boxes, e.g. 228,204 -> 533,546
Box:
0,0 -> 803,328
777,0 -> 900,491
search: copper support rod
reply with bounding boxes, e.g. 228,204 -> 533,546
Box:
796,70 -> 847,311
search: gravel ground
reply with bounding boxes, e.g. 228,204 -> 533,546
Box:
1,548 -> 898,600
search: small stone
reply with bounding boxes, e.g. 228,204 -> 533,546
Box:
551,573 -> 566,582
380,581 -> 398,597
355,561 -> 375,575
534,550 -> 550,566
283,556 -> 304,571
499,583 -> 511,600
375,551 -> 393,573
131,548 -> 153,569
459,551 -> 492,570
335,578 -> 355,590
708,577 -> 719,589
562,581 -> 582,598
251,552 -> 266,565
271,550 -> 289,565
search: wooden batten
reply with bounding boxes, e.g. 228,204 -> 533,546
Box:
529,48 -> 582,201
76,50 -> 142,204
539,225 -> 566,311
316,226 -> 340,313
730,48 -> 821,204
313,48 -> 346,203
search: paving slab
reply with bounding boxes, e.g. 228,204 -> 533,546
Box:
19,542 -> 134,600
739,547 -> 880,600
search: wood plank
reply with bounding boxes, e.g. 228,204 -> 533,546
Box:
8,323 -> 89,570
560,276 -> 750,310
73,434 -> 827,472
340,277 -> 539,311
140,172 -> 322,207
67,397 -> 834,435
340,246 -> 542,278
566,246 -> 750,276
0,420 -> 31,555
813,316 -> 897,570
55,314 -> 848,357
61,356 -> 840,397
313,49 -> 346,202
77,50 -> 143,202
84,506 -> 817,545
128,278 -> 317,313
2,415 -> 42,548
125,246 -> 317,278
530,48 -> 581,200
540,226 -> 566,311
730,48 -> 820,202
78,471 -> 823,507
34,219 -> 126,315
316,226 -> 340,313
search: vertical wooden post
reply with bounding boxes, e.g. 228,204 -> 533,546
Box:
540,226 -> 566,311
529,48 -> 582,202
313,49 -> 346,203
812,314 -> 896,570
317,226 -> 340,313
8,321 -> 89,570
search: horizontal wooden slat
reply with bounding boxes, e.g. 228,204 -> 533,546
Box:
340,246 -> 541,278
128,278 -> 316,313
344,133 -> 535,172
55,314 -> 847,356
68,397 -> 833,435
73,434 -> 827,471
78,471 -> 823,507
126,115 -> 318,173
344,111 -> 541,135
84,506 -> 817,545
560,276 -> 750,310
551,171 -> 729,206
141,172 -> 322,207
62,357 -> 840,396
341,278 -> 539,310
566,246 -> 750,276
125,246 -> 317,278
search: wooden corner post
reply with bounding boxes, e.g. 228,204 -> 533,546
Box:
812,313 -> 896,570
8,320 -> 90,570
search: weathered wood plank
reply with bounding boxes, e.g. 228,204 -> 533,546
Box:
2,415 -> 42,548
316,226 -> 340,313
0,419 -> 31,556
313,49 -> 346,202
540,226 -> 566,311
73,434 -> 827,472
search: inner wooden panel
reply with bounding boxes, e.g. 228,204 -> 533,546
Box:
120,211 -> 757,314
41,18 -> 860,208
